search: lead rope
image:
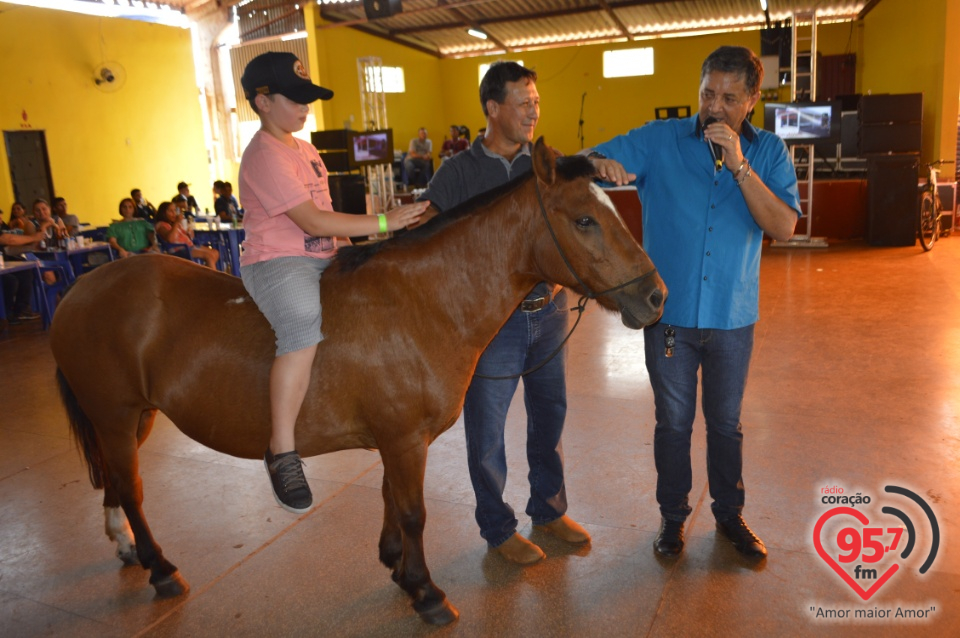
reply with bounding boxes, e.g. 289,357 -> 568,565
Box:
474,177 -> 657,381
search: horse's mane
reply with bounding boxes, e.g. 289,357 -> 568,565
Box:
334,154 -> 596,273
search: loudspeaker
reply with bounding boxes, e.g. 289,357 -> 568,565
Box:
859,93 -> 923,124
363,0 -> 402,19
319,150 -> 351,173
859,122 -> 922,155
867,156 -> 918,246
312,129 -> 349,151
328,174 -> 366,215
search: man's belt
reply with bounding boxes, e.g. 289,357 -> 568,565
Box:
520,290 -> 552,312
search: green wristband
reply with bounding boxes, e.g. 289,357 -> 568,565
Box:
378,213 -> 388,233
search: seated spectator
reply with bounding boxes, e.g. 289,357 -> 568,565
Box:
212,180 -> 224,210
475,127 -> 487,144
154,201 -> 219,269
0,224 -> 43,324
107,198 -> 159,258
175,181 -> 201,216
7,202 -> 32,233
31,199 -> 67,249
403,127 -> 433,187
459,125 -> 471,143
52,197 -> 81,236
439,124 -> 469,160
214,181 -> 242,223
130,188 -> 157,222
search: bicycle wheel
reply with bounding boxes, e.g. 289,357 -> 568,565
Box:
919,191 -> 938,251
936,194 -> 951,237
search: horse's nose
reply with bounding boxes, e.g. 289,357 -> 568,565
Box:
649,288 -> 664,309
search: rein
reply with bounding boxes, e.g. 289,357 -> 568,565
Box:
475,175 -> 658,381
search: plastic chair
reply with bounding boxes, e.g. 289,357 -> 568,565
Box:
159,240 -> 205,266
23,254 -> 70,330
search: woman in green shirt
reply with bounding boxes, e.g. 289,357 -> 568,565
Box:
107,198 -> 159,258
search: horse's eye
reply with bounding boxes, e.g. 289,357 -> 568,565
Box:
575,216 -> 596,229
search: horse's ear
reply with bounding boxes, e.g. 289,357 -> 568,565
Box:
532,137 -> 557,186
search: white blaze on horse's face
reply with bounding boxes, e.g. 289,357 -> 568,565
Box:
588,183 -> 623,221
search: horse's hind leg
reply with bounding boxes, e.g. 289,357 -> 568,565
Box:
98,408 -> 189,598
378,475 -> 403,577
101,409 -> 158,567
379,442 -> 458,625
103,486 -> 138,566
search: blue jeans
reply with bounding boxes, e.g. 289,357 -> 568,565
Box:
643,323 -> 754,523
463,287 -> 569,548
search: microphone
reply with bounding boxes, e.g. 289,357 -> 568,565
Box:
703,117 -> 724,171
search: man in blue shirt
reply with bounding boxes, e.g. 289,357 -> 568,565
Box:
585,46 -> 800,559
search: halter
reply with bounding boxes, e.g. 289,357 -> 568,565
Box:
475,174 -> 659,380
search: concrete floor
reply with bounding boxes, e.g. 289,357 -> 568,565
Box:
1,240 -> 959,637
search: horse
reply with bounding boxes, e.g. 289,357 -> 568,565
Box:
50,138 -> 666,625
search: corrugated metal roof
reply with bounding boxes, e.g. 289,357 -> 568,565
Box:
310,1 -> 866,58
133,0 -> 868,57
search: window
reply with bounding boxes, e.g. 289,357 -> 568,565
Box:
603,48 -> 654,78
365,66 -> 405,93
478,60 -> 524,85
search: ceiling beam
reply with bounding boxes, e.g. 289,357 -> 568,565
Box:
857,0 -> 884,19
597,0 -> 633,40
440,0 -> 512,52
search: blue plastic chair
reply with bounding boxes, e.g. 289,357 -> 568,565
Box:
23,254 -> 69,330
158,240 -> 205,266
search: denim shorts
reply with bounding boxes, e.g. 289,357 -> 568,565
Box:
240,256 -> 332,356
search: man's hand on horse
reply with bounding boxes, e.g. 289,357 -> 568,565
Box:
386,200 -> 430,231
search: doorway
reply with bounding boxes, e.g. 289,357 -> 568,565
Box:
4,130 -> 55,207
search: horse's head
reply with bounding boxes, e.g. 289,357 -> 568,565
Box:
529,137 -> 666,329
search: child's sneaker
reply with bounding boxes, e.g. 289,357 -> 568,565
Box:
264,449 -> 313,513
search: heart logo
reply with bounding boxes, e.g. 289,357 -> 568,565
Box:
813,507 -> 899,600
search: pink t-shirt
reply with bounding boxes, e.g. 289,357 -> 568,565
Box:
155,221 -> 193,247
238,130 -> 338,266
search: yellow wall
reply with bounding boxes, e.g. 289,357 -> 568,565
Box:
0,4 -> 209,225
313,20 -> 444,155
861,0 -> 957,163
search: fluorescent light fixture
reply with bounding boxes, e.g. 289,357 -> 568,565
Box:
3,0 -> 190,27
467,28 -> 488,40
280,31 -> 307,41
760,0 -> 768,10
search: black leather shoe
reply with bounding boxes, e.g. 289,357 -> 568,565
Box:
653,518 -> 685,556
716,515 -> 767,557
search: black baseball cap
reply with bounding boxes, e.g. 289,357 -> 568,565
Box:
241,51 -> 334,104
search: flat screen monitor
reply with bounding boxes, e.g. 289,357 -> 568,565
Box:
763,101 -> 841,145
348,129 -> 394,168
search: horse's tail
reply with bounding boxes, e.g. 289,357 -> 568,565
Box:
57,368 -> 106,490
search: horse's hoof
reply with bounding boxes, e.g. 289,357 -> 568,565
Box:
117,547 -> 140,567
417,599 -> 459,626
152,571 -> 190,598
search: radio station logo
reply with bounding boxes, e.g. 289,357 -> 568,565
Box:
809,483 -> 941,621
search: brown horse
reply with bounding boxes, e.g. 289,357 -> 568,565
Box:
51,139 -> 665,625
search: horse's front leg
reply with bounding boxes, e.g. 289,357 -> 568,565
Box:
378,442 -> 459,626
378,475 -> 402,578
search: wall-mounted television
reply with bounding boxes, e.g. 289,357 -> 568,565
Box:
763,101 -> 841,145
348,129 -> 393,168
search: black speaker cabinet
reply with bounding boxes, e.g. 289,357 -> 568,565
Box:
328,174 -> 366,215
319,150 -> 351,173
859,93 -> 923,124
363,0 -> 402,19
312,129 -> 349,151
859,122 -> 922,155
867,156 -> 918,246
